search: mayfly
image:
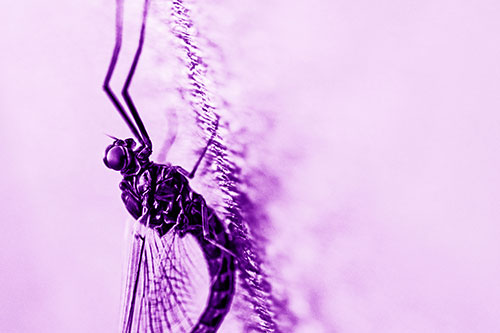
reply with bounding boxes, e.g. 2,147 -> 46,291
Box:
102,0 -> 236,332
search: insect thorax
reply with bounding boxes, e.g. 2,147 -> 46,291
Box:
120,163 -> 199,237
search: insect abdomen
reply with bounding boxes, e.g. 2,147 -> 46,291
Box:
191,214 -> 236,333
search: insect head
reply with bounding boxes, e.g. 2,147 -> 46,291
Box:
103,138 -> 147,174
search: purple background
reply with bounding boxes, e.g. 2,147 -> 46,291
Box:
2,0 -> 500,332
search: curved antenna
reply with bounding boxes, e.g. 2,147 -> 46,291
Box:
103,0 -> 144,146
121,0 -> 152,149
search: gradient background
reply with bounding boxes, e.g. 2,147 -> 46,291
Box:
1,0 -> 500,332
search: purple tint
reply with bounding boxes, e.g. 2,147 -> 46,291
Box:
3,1 -> 500,332
104,145 -> 128,171
165,0 -> 295,331
102,0 -> 238,331
121,221 -> 211,332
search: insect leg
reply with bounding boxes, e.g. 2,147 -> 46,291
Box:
121,0 -> 153,149
122,214 -> 154,332
103,0 -> 144,146
157,107 -> 179,162
177,116 -> 220,179
124,232 -> 146,333
199,200 -> 237,259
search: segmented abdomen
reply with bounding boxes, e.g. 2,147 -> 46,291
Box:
189,211 -> 236,333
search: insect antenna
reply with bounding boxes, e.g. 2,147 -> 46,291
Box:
104,133 -> 119,141
102,0 -> 144,146
121,0 -> 153,150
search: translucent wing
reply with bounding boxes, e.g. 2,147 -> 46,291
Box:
121,219 -> 210,333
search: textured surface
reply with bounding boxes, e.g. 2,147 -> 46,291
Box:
2,0 -> 500,332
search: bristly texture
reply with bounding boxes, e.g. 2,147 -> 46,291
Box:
162,0 -> 296,331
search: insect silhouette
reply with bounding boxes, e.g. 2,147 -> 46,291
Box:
102,0 -> 236,332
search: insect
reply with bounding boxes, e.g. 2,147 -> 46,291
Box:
102,0 -> 236,332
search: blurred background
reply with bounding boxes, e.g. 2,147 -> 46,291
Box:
1,0 -> 500,332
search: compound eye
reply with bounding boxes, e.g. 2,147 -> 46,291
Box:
104,146 -> 128,171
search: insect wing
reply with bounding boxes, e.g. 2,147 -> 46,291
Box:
121,219 -> 210,332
